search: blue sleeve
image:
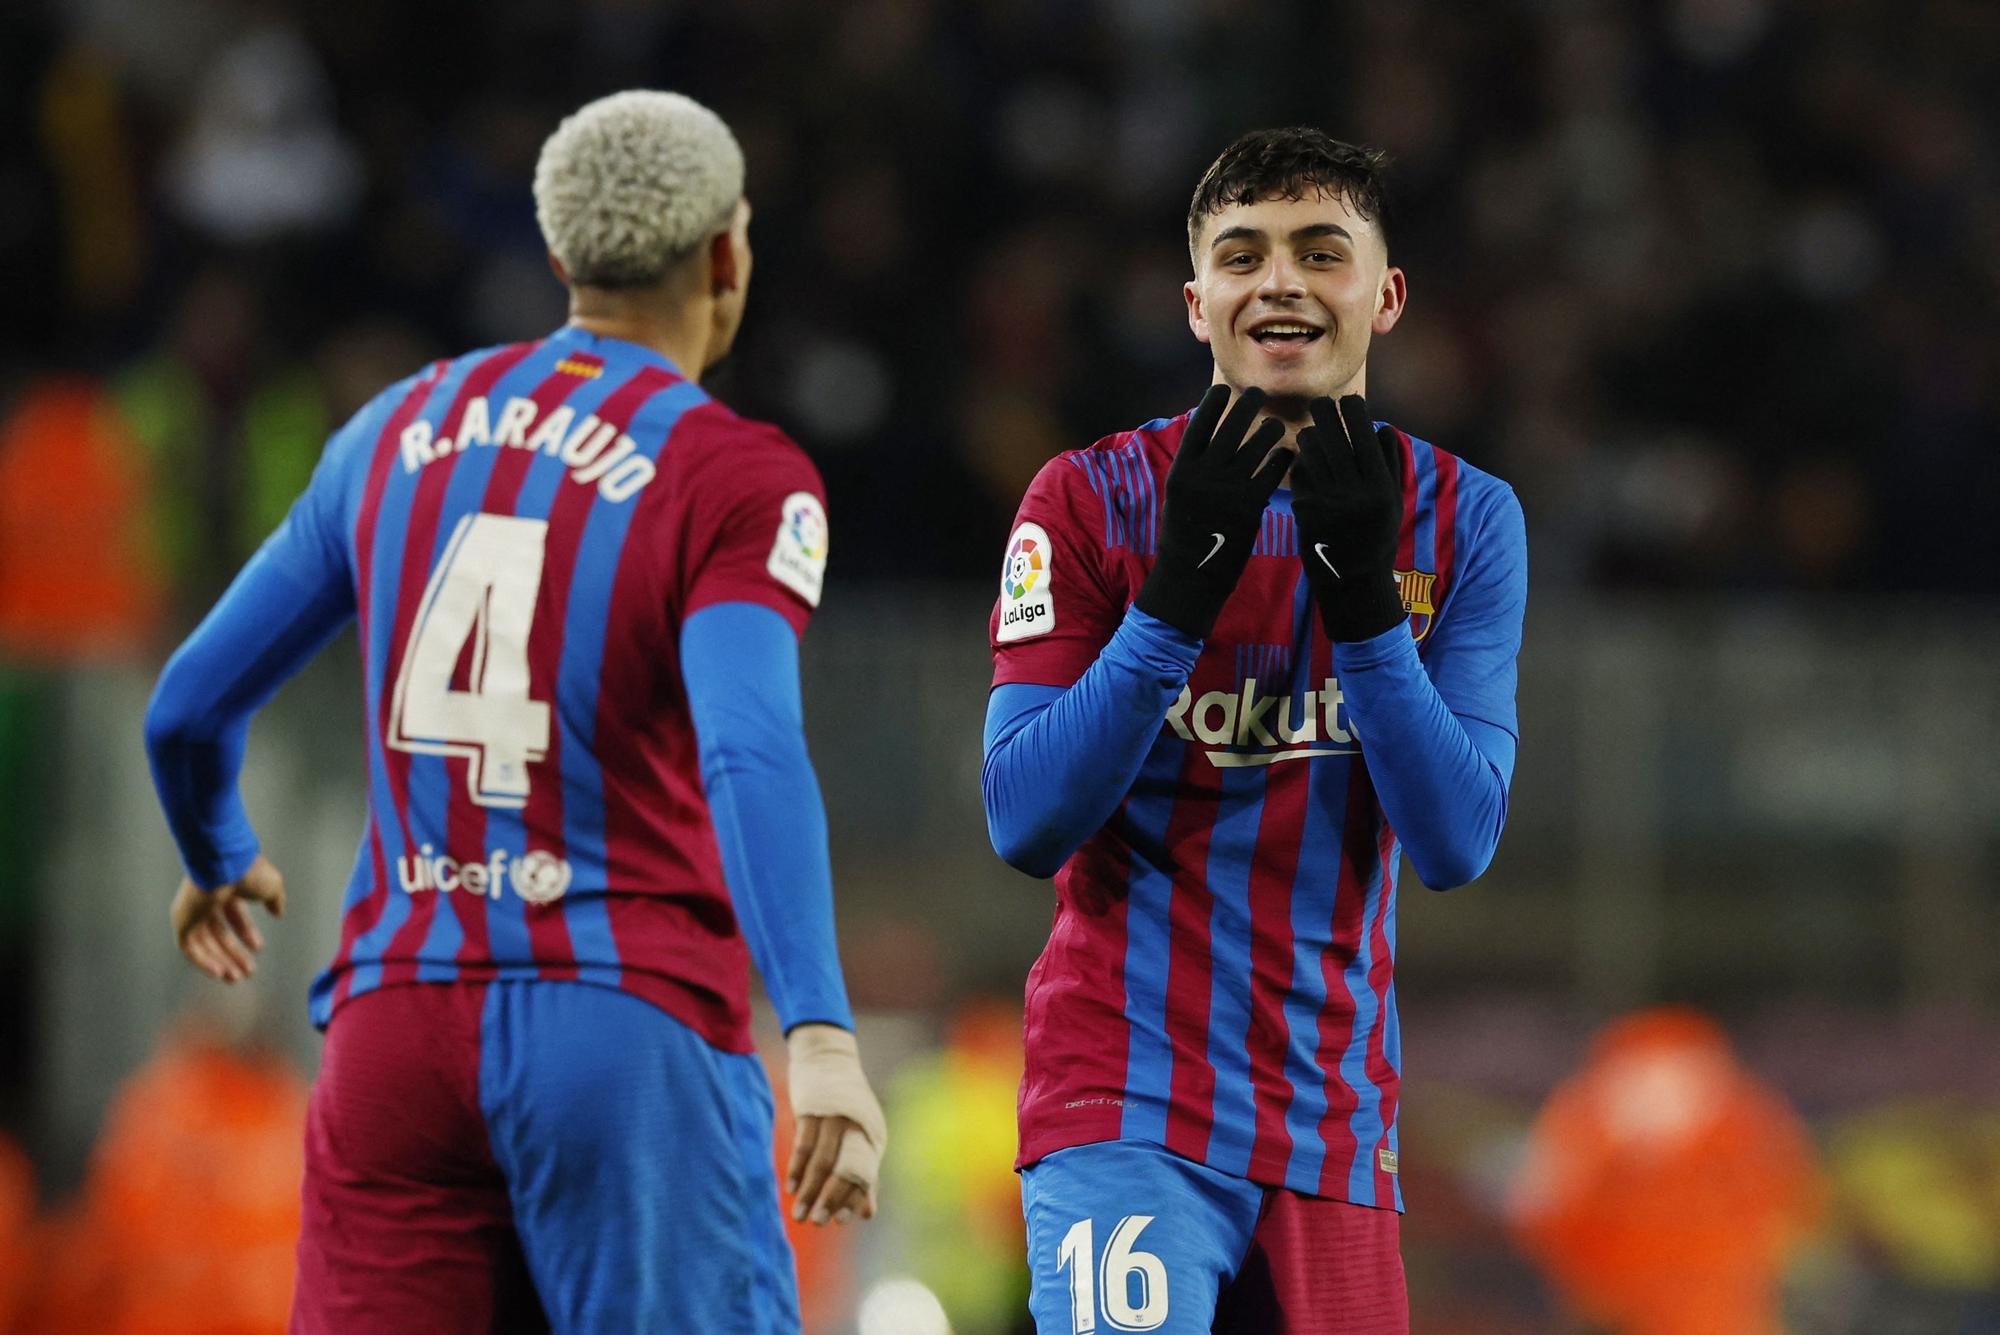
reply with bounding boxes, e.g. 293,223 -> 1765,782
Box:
144,447 -> 358,890
1332,485 -> 1527,889
982,607 -> 1202,878
681,601 -> 854,1033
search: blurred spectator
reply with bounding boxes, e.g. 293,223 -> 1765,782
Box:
4,0 -> 1989,600
23,1009 -> 306,1334
0,1133 -> 36,1331
1507,1007 -> 1827,1335
0,376 -> 162,661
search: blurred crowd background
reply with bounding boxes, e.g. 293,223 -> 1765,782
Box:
0,0 -> 1996,1331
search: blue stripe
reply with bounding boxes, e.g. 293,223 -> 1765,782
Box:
477,359 -> 635,968
1339,822 -> 1391,1206
341,351 -> 491,1002
1201,761 -> 1266,1176
1135,444 -> 1159,556
1278,577 -> 1344,1193
556,377 -> 707,983
405,345 -> 568,980
1117,738 -> 1189,1146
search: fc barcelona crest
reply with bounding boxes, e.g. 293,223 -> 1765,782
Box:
1396,569 -> 1437,642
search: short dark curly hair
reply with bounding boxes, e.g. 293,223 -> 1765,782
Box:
1187,128 -> 1391,264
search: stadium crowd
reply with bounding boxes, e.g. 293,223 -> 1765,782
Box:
2,0 -> 1995,636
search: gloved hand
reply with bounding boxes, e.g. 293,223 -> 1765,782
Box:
1291,394 -> 1408,643
1134,383 -> 1289,639
785,1022 -> 888,1225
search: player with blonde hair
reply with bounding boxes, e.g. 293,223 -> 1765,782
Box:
146,89 -> 884,1332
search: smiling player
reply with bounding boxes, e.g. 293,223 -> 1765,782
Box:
983,129 -> 1528,1332
144,91 -> 885,1333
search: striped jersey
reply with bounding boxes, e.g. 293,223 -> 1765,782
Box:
284,326 -> 828,1052
989,408 -> 1524,1210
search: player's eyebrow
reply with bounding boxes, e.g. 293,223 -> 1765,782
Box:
1289,223 -> 1353,245
1208,222 -> 1355,250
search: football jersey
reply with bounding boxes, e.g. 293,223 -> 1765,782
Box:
990,408 -> 1524,1210
278,326 -> 829,1053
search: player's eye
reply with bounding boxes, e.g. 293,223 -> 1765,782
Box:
1304,251 -> 1339,264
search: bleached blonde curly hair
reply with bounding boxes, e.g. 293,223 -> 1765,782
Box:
533,90 -> 745,289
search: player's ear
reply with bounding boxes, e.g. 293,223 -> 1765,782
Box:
547,251 -> 571,287
1371,266 -> 1407,337
709,198 -> 752,297
1185,279 -> 1211,345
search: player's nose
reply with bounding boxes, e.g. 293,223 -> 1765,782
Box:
1254,253 -> 1306,301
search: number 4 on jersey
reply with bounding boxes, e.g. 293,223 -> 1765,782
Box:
1057,1215 -> 1170,1333
389,513 -> 552,808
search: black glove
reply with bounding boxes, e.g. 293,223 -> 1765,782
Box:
1292,394 -> 1408,642
1134,384 -> 1288,639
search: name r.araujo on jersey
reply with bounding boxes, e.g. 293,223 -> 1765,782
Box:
1165,674 -> 1360,767
398,394 -> 657,503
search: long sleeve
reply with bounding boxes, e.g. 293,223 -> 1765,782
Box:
681,600 -> 853,1032
982,606 -> 1201,877
1334,481 -> 1528,889
1334,626 -> 1517,888
144,463 -> 356,890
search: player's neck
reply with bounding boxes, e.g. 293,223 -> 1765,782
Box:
566,292 -> 714,383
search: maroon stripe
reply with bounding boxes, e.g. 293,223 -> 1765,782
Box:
438,364 -> 598,970
1160,742 -> 1222,1162
1314,710 -> 1377,1197
525,365 -> 676,978
329,364 -> 445,1004
1243,758 -> 1308,1182
376,343 -> 539,986
1429,445 -> 1461,620
1362,816 -> 1401,1204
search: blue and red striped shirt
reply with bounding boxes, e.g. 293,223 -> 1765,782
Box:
150,326 -> 836,1054
988,409 -> 1526,1209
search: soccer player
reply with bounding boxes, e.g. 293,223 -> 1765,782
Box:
983,129 -> 1527,1333
143,90 -> 886,1334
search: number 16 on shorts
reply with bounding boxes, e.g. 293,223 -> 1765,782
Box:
1057,1215 -> 1170,1333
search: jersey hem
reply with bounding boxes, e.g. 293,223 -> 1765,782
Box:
311,965 -> 755,1054
1016,1123 -> 1405,1213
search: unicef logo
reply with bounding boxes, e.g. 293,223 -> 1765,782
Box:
1003,535 -> 1044,600
511,850 -> 573,905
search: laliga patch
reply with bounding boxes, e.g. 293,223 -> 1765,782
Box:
996,521 -> 1055,642
767,491 -> 827,607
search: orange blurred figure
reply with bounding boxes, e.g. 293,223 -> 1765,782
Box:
1507,1008 -> 1827,1335
30,1018 -> 307,1334
0,377 -> 162,661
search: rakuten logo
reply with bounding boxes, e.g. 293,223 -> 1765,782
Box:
1164,676 -> 1359,768
397,845 -> 573,904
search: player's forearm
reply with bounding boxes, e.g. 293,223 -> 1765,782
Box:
145,543 -> 352,888
1333,626 -> 1516,890
683,603 -> 854,1031
983,607 -> 1201,878
701,735 -> 855,1031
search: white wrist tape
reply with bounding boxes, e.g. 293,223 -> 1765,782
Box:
786,1023 -> 888,1189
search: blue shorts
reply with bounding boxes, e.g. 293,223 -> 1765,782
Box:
295,980 -> 799,1334
1021,1140 -> 1406,1335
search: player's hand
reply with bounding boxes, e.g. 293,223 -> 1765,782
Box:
1133,383 -> 1290,639
1292,394 -> 1408,643
170,855 -> 286,983
784,1023 -> 887,1226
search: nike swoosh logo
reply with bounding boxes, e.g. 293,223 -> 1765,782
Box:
1197,533 -> 1227,568
1313,543 -> 1339,577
